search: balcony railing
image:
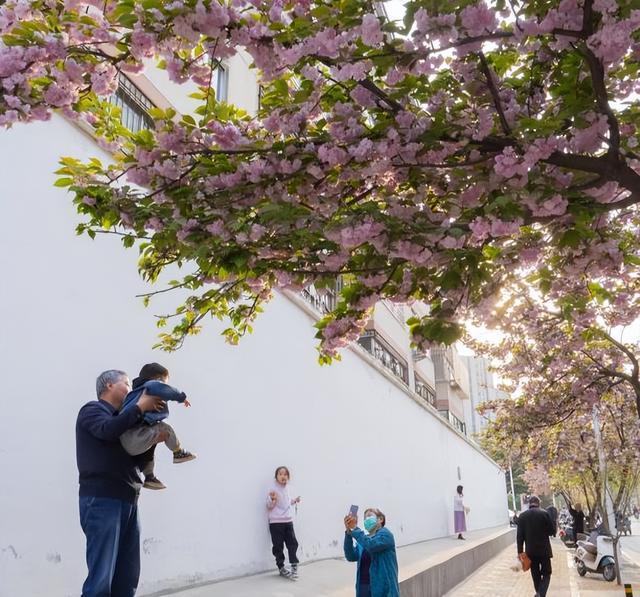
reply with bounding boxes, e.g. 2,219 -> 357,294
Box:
440,410 -> 467,435
414,375 -> 436,407
300,285 -> 336,314
300,278 -> 342,315
358,330 -> 408,385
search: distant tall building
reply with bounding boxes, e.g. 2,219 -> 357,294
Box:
461,356 -> 503,435
430,346 -> 471,435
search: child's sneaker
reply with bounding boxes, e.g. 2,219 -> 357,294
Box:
278,566 -> 291,579
173,449 -> 197,464
143,475 -> 166,490
290,564 -> 299,580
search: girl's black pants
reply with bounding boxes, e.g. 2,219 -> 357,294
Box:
269,522 -> 299,568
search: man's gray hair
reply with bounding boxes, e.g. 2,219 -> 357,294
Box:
96,370 -> 127,398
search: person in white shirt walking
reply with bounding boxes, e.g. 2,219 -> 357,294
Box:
267,466 -> 301,579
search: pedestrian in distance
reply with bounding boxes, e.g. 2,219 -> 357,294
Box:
454,485 -> 469,540
546,505 -> 558,537
119,362 -> 196,490
567,501 -> 585,539
517,495 -> 556,597
267,466 -> 301,579
345,508 -> 400,597
76,369 -> 165,597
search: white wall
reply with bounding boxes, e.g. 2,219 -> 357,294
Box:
0,118 -> 507,597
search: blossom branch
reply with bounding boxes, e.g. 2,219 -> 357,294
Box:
477,51 -> 512,137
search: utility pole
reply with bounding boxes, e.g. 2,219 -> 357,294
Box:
509,458 -> 517,512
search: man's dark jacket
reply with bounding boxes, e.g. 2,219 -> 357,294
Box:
569,506 -> 585,535
517,506 -> 555,559
76,399 -> 143,503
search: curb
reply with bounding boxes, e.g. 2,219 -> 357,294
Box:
400,528 -> 516,597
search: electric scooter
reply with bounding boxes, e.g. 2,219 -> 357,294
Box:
574,534 -> 616,582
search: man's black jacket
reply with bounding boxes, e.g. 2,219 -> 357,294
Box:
517,506 -> 555,559
76,399 -> 143,503
569,506 -> 585,535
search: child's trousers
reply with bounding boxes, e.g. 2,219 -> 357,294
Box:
269,522 -> 299,568
120,422 -> 179,457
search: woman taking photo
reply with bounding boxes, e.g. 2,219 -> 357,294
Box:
344,508 -> 399,597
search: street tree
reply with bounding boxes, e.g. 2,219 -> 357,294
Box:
481,383 -> 640,524
467,277 -> 640,416
3,0 -> 640,358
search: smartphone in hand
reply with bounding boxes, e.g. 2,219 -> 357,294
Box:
348,504 -> 359,518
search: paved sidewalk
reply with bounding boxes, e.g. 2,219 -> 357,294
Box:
446,537 -> 640,597
445,538 -> 576,597
145,526 -> 511,596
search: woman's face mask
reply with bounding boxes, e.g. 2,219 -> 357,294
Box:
363,516 -> 378,532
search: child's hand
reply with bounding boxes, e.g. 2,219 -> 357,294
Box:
269,491 -> 277,501
183,399 -> 191,407
294,496 -> 301,504
138,391 -> 166,413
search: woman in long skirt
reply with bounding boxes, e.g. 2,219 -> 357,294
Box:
454,485 -> 468,540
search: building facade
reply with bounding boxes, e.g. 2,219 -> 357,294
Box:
430,346 -> 471,435
461,356 -> 503,436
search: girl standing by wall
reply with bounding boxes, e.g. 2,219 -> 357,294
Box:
267,466 -> 301,579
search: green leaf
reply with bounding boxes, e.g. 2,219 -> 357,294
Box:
559,229 -> 582,248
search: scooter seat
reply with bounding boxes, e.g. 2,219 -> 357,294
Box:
578,541 -> 598,555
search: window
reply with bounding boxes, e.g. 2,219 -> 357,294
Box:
415,375 -> 436,407
110,74 -> 154,132
384,300 -> 405,324
214,65 -> 228,103
358,330 -> 408,384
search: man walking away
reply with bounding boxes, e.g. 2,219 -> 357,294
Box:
517,495 -> 556,597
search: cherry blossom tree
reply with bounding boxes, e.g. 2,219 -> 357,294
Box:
481,382 -> 640,521
467,276 -> 640,416
3,0 -> 640,357
474,279 -> 640,534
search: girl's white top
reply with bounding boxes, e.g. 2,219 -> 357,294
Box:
454,495 -> 465,512
266,482 -> 296,523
